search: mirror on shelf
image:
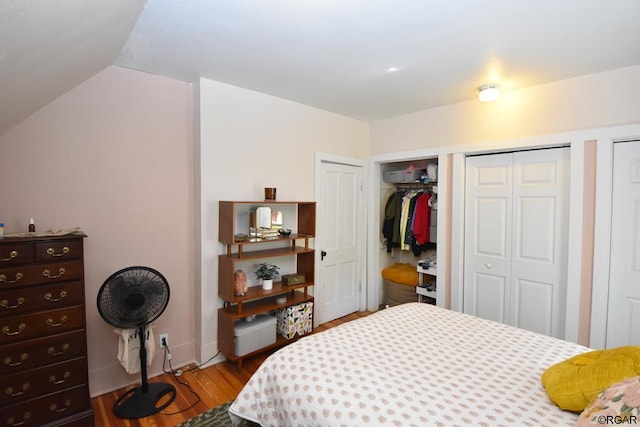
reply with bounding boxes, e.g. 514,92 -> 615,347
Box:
271,210 -> 283,229
256,206 -> 272,229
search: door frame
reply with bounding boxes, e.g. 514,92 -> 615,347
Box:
368,149 -> 450,311
314,152 -> 368,323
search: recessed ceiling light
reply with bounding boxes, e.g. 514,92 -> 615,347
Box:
386,67 -> 400,73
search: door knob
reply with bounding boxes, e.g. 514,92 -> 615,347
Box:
321,250 -> 327,260
485,263 -> 492,269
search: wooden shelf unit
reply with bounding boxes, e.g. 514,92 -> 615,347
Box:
217,201 -> 316,369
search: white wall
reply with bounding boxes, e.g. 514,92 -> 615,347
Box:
194,78 -> 370,363
371,66 -> 640,154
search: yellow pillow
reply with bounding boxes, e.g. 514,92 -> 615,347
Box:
541,346 -> 640,413
381,263 -> 419,286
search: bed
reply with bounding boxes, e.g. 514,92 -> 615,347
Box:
229,303 -> 590,426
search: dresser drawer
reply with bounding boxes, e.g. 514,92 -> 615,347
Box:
1,357 -> 87,406
0,282 -> 83,318
0,261 -> 83,289
0,244 -> 33,267
1,330 -> 86,376
0,306 -> 85,345
1,384 -> 91,427
35,240 -> 82,263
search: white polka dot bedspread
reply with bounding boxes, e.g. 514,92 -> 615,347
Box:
229,302 -> 590,426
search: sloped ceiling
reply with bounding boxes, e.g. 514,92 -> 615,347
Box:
1,0 -> 640,136
0,0 -> 146,135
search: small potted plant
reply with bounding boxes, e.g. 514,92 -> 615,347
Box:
255,262 -> 280,290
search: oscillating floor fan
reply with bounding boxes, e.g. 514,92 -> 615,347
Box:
97,266 -> 176,419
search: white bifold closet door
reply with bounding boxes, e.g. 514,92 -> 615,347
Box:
463,147 -> 569,338
606,140 -> 640,348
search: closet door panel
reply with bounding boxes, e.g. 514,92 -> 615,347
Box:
514,278 -> 553,336
475,197 -> 509,257
464,153 -> 513,321
464,148 -> 569,338
516,196 -> 556,263
511,148 -> 569,339
607,141 -> 640,347
473,272 -> 506,323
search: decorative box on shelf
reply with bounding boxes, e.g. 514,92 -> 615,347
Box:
282,273 -> 305,286
276,302 -> 313,339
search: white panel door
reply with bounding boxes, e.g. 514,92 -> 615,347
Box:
317,162 -> 362,323
464,153 -> 513,323
511,149 -> 569,337
464,148 -> 569,338
607,141 -> 640,348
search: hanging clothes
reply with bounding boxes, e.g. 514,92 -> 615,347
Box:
400,191 -> 418,250
413,192 -> 431,245
382,191 -> 403,253
113,326 -> 156,375
411,192 -> 432,256
383,188 -> 434,255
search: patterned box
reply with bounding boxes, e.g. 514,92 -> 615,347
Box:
276,302 -> 313,339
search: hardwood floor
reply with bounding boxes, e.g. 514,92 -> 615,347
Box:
92,311 -> 372,426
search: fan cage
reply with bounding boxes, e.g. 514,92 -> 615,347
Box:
97,266 -> 170,329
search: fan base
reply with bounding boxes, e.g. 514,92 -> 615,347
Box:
113,382 -> 177,419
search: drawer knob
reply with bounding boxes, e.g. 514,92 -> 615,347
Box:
46,246 -> 70,257
2,323 -> 26,336
5,383 -> 30,397
42,268 -> 65,279
49,371 -> 71,385
0,273 -> 23,284
6,412 -> 31,427
48,343 -> 70,356
46,315 -> 68,327
3,353 -> 28,367
1,297 -> 25,310
44,290 -> 67,302
49,399 -> 72,413
0,250 -> 18,262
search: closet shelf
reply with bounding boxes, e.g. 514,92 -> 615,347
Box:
392,182 -> 437,190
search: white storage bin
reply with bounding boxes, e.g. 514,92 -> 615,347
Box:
383,170 -> 405,183
383,169 -> 424,183
234,314 -> 276,356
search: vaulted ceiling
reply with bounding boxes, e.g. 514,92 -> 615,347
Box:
1,0 -> 639,136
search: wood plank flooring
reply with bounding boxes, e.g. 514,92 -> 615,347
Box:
92,311 -> 372,426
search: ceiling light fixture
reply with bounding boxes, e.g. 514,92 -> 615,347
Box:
478,83 -> 500,102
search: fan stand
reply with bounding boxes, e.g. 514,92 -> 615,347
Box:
113,325 -> 177,419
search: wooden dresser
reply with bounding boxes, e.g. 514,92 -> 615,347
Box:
0,234 -> 94,426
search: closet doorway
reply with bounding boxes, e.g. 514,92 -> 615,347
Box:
463,147 -> 569,338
